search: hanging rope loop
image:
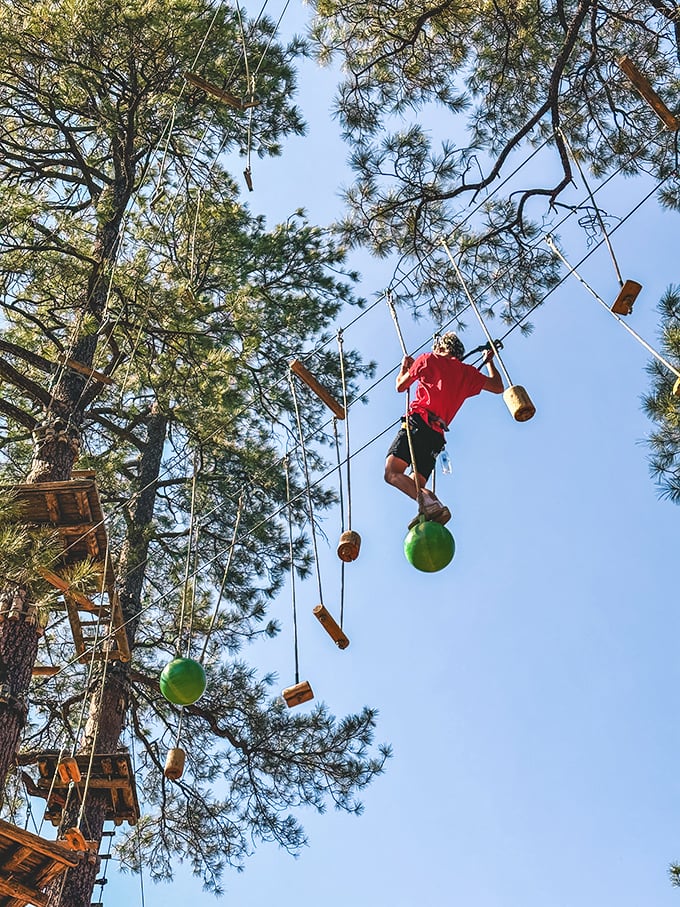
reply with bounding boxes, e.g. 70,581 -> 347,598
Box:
439,238 -> 514,386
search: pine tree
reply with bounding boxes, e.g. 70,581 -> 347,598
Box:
0,2 -> 387,905
308,0 -> 680,324
643,286 -> 680,502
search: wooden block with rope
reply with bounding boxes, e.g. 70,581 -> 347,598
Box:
313,604 -> 349,650
289,359 -> 346,419
611,279 -> 642,316
282,680 -> 314,708
618,56 -> 680,131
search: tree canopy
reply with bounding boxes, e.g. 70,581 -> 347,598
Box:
0,1 -> 386,904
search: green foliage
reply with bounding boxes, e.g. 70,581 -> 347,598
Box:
0,0 -> 385,898
643,286 -> 680,503
309,0 -> 680,329
0,495 -> 62,602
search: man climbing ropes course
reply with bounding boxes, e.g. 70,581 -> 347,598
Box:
384,331 -> 504,527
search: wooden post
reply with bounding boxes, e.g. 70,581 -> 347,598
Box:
289,359 -> 345,419
313,604 -> 350,650
618,56 -> 680,131
56,757 -> 81,784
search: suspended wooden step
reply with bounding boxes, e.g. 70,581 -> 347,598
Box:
31,666 -> 59,678
289,359 -> 346,419
0,817 -> 81,907
618,56 -> 680,131
611,279 -> 642,316
164,747 -> 186,781
313,604 -> 349,650
282,680 -> 314,708
503,385 -> 536,422
337,530 -> 361,563
185,72 -> 260,112
24,752 -> 140,828
57,354 -> 114,386
7,477 -> 130,664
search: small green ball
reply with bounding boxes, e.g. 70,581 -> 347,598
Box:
404,520 -> 455,572
160,657 -> 207,706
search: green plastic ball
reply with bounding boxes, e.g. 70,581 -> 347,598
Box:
404,519 -> 455,572
160,657 -> 207,706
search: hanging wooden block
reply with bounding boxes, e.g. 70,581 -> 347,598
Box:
164,747 -> 186,781
243,167 -> 253,191
185,72 -> 260,111
313,604 -> 350,650
503,385 -> 536,422
56,757 -> 81,784
282,680 -> 314,708
60,827 -> 88,852
289,359 -> 346,419
337,529 -> 361,563
611,279 -> 642,316
617,56 -> 680,131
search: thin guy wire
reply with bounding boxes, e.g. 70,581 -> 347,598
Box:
284,456 -> 300,684
439,237 -> 513,385
289,372 -> 324,606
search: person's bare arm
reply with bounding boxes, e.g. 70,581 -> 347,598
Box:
396,355 -> 416,392
481,349 -> 504,394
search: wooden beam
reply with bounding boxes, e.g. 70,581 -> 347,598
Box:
289,359 -> 346,419
57,355 -> 114,386
32,666 -> 59,677
618,56 -> 679,130
0,874 -> 47,906
0,821 -> 79,867
185,72 -> 260,111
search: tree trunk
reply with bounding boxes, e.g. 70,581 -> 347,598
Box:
0,587 -> 40,793
46,409 -> 167,907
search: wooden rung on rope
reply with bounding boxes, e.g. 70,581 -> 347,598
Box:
313,604 -> 350,650
336,530 -> 361,563
611,279 -> 642,316
32,666 -> 59,677
185,72 -> 260,111
57,355 -> 114,386
289,359 -> 346,419
282,680 -> 314,708
164,747 -> 186,781
617,56 -> 680,131
503,385 -> 536,422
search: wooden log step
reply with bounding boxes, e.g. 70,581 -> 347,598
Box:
290,359 -> 345,419
313,604 -> 349,650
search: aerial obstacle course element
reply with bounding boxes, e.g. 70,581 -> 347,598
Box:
337,529 -> 361,562
404,520 -> 455,573
164,747 -> 186,781
159,657 -> 206,706
503,384 -> 536,422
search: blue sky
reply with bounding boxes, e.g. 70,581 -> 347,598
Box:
105,4 -> 680,905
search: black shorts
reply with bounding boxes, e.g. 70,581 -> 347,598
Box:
386,413 -> 446,480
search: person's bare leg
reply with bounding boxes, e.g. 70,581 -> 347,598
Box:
384,455 -> 434,501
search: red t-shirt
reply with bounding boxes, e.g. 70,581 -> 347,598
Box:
407,353 -> 486,431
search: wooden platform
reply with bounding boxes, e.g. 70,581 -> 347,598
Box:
8,477 -> 130,664
27,753 -> 140,828
0,818 -> 80,907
